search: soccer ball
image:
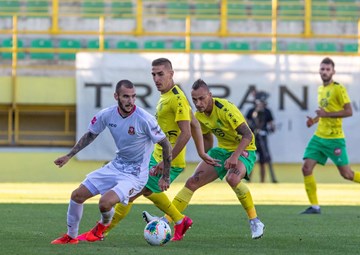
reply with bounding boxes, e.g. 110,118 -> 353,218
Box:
144,219 -> 172,246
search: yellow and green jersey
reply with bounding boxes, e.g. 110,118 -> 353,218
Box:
195,97 -> 256,151
153,85 -> 191,168
315,81 -> 351,139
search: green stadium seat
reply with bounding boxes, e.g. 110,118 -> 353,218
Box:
171,40 -> 194,50
287,42 -> 310,52
1,38 -> 25,59
111,1 -> 133,18
30,38 -> 54,60
144,40 -> 166,49
257,41 -> 272,51
227,3 -> 248,20
166,2 -> 190,19
194,3 -> 219,20
58,39 -> 82,60
343,43 -> 358,52
87,39 -> 109,49
311,5 -> 331,21
315,42 -> 337,52
334,5 -> 359,20
82,0 -> 105,17
116,40 -> 138,49
278,5 -> 304,21
0,0 -> 20,17
227,41 -> 250,51
201,41 -> 223,50
251,4 -> 272,20
26,1 -> 49,17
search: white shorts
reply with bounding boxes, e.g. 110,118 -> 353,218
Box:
82,162 -> 148,205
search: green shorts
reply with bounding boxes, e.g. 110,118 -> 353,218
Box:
145,154 -> 184,193
207,147 -> 256,180
303,135 -> 349,166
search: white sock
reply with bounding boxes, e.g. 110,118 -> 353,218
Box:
67,199 -> 83,238
100,207 -> 114,225
312,205 -> 320,209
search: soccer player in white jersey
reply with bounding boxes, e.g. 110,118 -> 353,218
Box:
51,79 -> 172,244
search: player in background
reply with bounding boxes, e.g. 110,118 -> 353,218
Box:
301,57 -> 360,214
51,80 -> 171,244
147,79 -> 265,239
246,91 -> 277,183
105,58 -> 218,241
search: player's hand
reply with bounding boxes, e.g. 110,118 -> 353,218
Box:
54,155 -> 71,167
224,154 -> 238,170
199,153 -> 221,167
158,176 -> 170,191
149,162 -> 163,176
306,116 -> 314,127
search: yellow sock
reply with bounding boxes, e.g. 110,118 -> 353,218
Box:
232,182 -> 257,219
304,174 -> 319,206
165,187 -> 194,223
353,171 -> 360,183
146,192 -> 184,223
105,202 -> 133,235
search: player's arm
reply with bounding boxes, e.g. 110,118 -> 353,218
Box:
203,132 -> 214,153
54,131 -> 98,167
224,123 -> 252,170
157,137 -> 172,191
306,116 -> 319,128
172,120 -> 191,160
316,103 -> 353,118
190,112 -> 219,166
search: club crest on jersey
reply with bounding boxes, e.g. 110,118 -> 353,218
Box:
128,126 -> 135,135
91,116 -> 97,125
334,148 -> 342,156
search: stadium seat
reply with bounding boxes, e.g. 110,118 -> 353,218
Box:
82,0 -> 105,17
278,5 -> 304,21
227,41 -> 250,51
286,42 -> 310,52
87,39 -> 109,49
251,4 -> 272,20
343,43 -> 358,52
311,4 -> 331,21
166,2 -> 190,19
257,41 -> 272,51
1,38 -> 25,59
194,3 -> 219,20
227,3 -> 248,20
201,41 -> 223,50
30,38 -> 54,60
58,39 -> 82,60
116,40 -> 138,49
144,40 -> 166,49
334,5 -> 359,20
314,42 -> 337,52
111,1 -> 133,18
26,1 -> 49,17
171,40 -> 194,50
0,0 -> 20,17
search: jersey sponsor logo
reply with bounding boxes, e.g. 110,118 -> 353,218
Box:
91,116 -> 97,125
128,126 -> 135,135
334,148 -> 342,156
109,123 -> 117,128
212,128 -> 225,137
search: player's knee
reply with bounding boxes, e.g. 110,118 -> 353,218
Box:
302,164 -> 312,175
225,175 -> 239,187
71,189 -> 86,204
99,198 -> 113,212
185,177 -> 199,191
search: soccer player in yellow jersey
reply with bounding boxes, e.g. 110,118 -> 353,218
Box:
105,58 -> 217,241
301,57 -> 360,214
166,78 -> 265,239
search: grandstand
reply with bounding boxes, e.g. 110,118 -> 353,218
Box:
0,0 -> 359,146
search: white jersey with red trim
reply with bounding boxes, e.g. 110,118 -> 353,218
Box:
88,105 -> 165,177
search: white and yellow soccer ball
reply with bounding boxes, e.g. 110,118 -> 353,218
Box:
143,219 -> 172,246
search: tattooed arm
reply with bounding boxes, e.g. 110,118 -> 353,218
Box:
54,131 -> 98,167
157,137 -> 172,191
224,123 -> 253,170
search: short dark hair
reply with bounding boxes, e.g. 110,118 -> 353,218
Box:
115,79 -> 134,93
321,57 -> 335,68
152,58 -> 173,70
192,78 -> 209,91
